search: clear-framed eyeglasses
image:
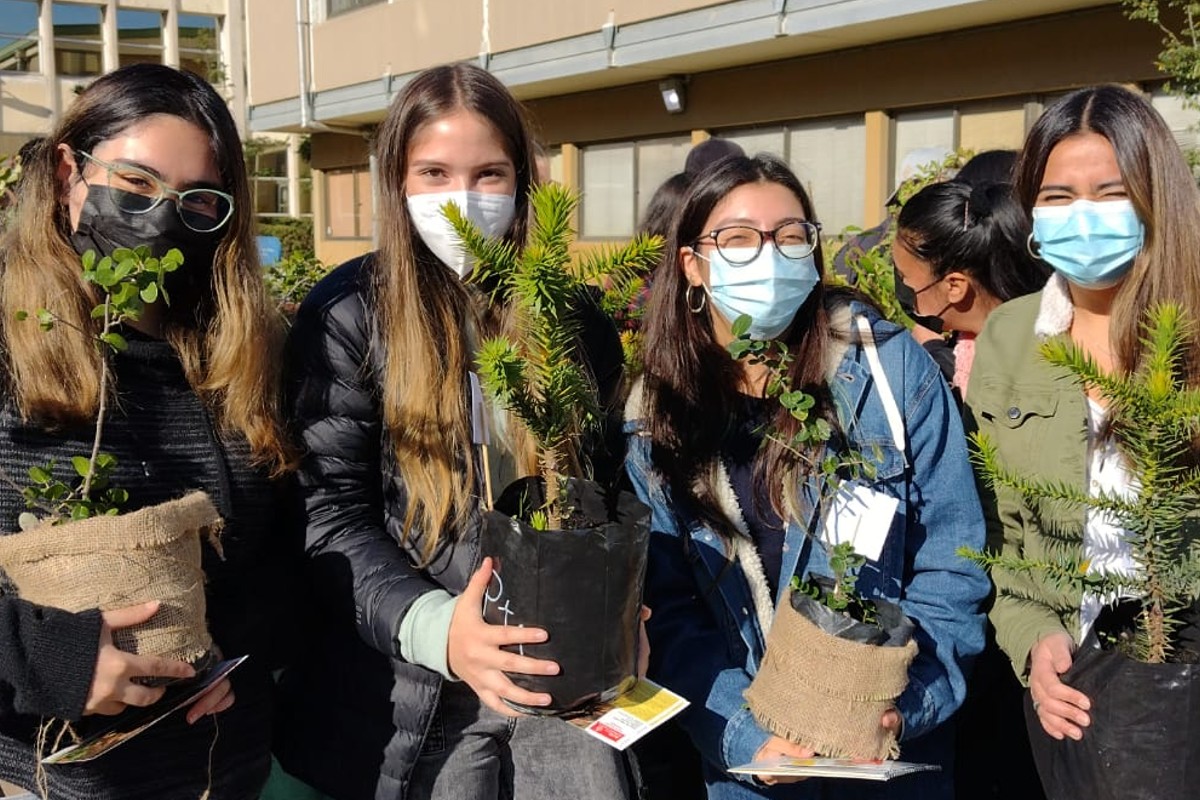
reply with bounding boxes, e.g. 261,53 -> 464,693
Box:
694,220 -> 822,265
75,150 -> 234,234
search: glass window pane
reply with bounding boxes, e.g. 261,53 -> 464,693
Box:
355,169 -> 372,239
0,0 -> 40,73
581,142 -> 634,239
326,170 -> 357,238
179,13 -> 223,85
299,178 -> 313,216
117,8 -> 162,67
892,108 -> 956,190
252,177 -> 281,215
636,136 -> 688,219
327,0 -> 386,17
719,128 -> 786,162
1151,89 -> 1200,154
53,2 -> 103,77
787,115 -> 866,234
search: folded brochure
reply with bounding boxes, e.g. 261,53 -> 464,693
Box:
729,757 -> 941,781
566,678 -> 688,751
42,655 -> 247,765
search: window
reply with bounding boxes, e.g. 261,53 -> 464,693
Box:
579,136 -> 688,238
0,0 -> 40,73
892,108 -> 957,190
788,116 -> 866,235
53,2 -> 102,77
722,118 -> 867,233
116,8 -> 162,67
325,166 -> 371,239
327,0 -> 386,17
1151,88 -> 1200,155
249,144 -> 313,218
179,14 -> 223,86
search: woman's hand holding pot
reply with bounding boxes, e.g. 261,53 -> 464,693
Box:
85,601 -> 196,716
752,736 -> 815,785
448,557 -> 560,717
1029,631 -> 1091,741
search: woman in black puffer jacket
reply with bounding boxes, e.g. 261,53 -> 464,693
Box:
274,63 -> 628,800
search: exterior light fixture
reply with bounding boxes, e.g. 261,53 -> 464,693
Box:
659,77 -> 686,114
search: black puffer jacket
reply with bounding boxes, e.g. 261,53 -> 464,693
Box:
274,256 -> 624,800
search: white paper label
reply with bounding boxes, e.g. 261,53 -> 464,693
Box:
821,481 -> 899,563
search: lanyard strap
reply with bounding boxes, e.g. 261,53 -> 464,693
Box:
854,315 -> 907,462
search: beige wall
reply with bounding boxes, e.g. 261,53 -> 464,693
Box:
489,0 -> 726,53
0,75 -> 54,137
245,0 -> 301,106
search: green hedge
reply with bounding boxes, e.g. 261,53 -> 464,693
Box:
257,217 -> 314,258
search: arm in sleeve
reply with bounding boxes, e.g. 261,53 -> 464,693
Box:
963,356 -> 1069,684
626,435 -> 770,780
892,342 -> 991,740
0,597 -> 100,721
287,281 -> 444,659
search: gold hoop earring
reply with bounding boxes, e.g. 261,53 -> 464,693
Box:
686,284 -> 707,314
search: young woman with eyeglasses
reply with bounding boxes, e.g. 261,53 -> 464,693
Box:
625,154 -> 988,799
0,64 -> 293,799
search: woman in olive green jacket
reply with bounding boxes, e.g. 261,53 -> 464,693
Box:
967,85 -> 1200,744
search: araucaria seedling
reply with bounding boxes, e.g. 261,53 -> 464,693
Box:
13,245 -> 181,528
964,302 -> 1200,665
445,182 -> 660,528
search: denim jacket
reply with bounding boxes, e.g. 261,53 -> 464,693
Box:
624,302 -> 988,798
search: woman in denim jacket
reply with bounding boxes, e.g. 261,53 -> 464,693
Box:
624,155 -> 989,799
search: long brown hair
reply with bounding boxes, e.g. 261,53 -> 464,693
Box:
1015,85 -> 1200,398
0,64 -> 292,474
641,154 -> 844,532
371,63 -> 537,555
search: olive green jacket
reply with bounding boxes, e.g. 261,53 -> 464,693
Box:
965,276 -> 1087,683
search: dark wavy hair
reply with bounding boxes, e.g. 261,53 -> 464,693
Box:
642,153 -> 857,531
896,180 -> 1049,303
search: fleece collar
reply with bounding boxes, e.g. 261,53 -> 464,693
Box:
1034,272 -> 1074,338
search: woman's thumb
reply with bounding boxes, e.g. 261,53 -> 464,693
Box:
461,556 -> 496,605
100,600 -> 161,630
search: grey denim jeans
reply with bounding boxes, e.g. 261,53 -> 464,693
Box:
408,681 -> 633,800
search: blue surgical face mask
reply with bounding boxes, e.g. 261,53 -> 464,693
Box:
697,245 -> 820,340
1031,199 -> 1144,289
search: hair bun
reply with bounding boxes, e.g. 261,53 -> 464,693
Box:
967,181 -> 996,219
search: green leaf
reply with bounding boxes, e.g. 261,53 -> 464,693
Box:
99,332 -> 128,351
94,452 -> 117,470
13,310 -> 27,321
71,456 -> 92,477
731,314 -> 752,338
140,282 -> 159,304
27,465 -> 50,484
81,249 -> 96,270
36,308 -> 54,331
70,504 -> 92,521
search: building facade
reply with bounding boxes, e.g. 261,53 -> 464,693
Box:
0,0 -> 311,221
252,2 -> 1200,263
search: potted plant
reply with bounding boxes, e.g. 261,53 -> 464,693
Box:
444,182 -> 661,714
963,302 -> 1200,800
0,246 -> 221,669
724,316 -> 919,760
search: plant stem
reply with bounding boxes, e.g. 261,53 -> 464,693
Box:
541,447 -> 563,531
81,298 -> 112,500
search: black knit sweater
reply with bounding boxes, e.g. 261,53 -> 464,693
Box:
0,335 -> 289,799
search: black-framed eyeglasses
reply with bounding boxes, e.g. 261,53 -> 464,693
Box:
693,220 -> 822,265
76,150 -> 234,234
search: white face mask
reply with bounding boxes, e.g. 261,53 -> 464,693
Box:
406,191 -> 516,278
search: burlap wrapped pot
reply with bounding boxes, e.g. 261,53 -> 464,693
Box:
744,588 -> 918,760
0,491 -> 221,665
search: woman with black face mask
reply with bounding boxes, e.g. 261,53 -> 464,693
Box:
0,64 -> 294,799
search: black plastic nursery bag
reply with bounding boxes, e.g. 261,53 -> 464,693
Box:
1026,622 -> 1200,800
480,477 -> 650,715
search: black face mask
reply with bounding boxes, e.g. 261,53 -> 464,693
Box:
70,184 -> 223,276
893,265 -> 945,334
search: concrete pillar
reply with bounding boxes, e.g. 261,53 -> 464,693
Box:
287,133 -> 302,217
102,1 -> 119,73
863,109 -> 892,227
164,0 -> 180,67
561,142 -> 580,230
38,0 -> 58,123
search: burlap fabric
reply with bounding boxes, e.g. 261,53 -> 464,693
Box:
0,491 -> 221,665
744,590 -> 918,760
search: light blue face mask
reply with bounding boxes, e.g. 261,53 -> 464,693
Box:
698,245 -> 820,340
1031,199 -> 1145,290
